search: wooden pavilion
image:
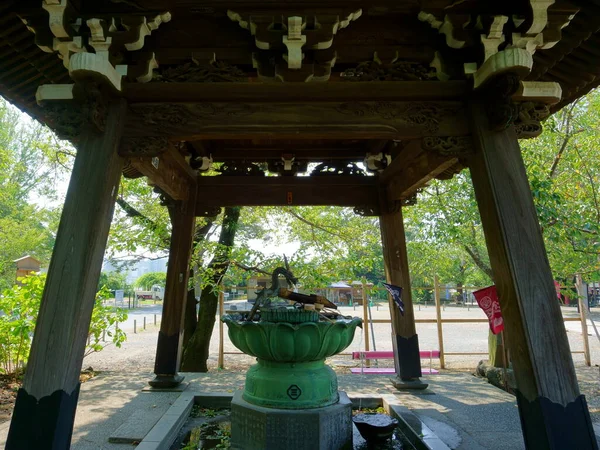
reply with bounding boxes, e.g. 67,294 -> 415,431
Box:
1,0 -> 599,448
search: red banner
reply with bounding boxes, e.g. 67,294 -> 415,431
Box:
473,285 -> 504,335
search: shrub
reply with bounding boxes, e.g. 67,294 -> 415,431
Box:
0,274 -> 128,375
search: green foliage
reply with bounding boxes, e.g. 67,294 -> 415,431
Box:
0,273 -> 44,374
0,274 -> 128,374
86,285 -> 128,357
135,271 -> 167,290
98,271 -> 127,291
0,99 -> 68,290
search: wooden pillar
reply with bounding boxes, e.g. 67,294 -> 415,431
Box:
149,185 -> 197,388
380,207 -> 427,389
6,100 -> 126,449
468,98 -> 597,449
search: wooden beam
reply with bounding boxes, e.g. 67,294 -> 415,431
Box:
126,145 -> 196,201
386,150 -> 459,200
194,176 -> 378,210
380,206 -> 427,389
202,146 -> 368,161
379,140 -> 424,184
150,184 -> 197,388
123,81 -> 469,103
7,101 -> 126,449
124,100 -> 469,140
468,99 -> 597,449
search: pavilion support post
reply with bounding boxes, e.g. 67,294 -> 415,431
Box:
380,207 -> 427,390
468,98 -> 597,450
6,100 -> 126,449
149,186 -> 197,388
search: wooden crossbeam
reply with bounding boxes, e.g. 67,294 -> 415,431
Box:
123,81 -> 469,103
122,82 -> 470,140
124,145 -> 196,201
384,143 -> 459,200
194,176 -> 378,211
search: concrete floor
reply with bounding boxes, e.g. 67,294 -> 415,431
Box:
0,370 -> 528,450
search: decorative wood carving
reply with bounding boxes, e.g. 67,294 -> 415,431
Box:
422,136 -> 473,157
514,102 -> 551,139
125,94 -> 469,141
401,193 -> 418,207
30,1 -> 171,91
310,162 -> 366,176
39,83 -> 107,140
267,158 -> 308,176
341,58 -> 437,82
227,9 -> 361,81
353,205 -> 380,216
483,74 -> 522,131
196,206 -> 222,217
154,59 -> 247,83
419,2 -> 578,88
216,162 -> 265,176
335,102 -> 460,134
252,49 -> 337,82
119,137 -> 169,157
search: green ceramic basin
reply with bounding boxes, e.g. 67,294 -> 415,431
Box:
222,315 -> 362,409
222,315 -> 362,363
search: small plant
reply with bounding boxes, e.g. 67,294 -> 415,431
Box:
181,423 -> 231,449
353,406 -> 387,415
190,405 -> 228,418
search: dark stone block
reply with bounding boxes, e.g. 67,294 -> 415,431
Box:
231,390 -> 353,450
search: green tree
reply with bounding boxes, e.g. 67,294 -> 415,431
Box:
98,271 -> 128,291
0,100 -> 65,290
0,274 -> 128,375
135,272 -> 167,290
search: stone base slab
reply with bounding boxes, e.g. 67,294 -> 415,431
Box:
231,390 -> 353,450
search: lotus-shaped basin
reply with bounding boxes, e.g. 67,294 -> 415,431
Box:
222,315 -> 362,363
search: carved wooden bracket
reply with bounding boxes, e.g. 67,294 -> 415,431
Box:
514,102 -> 551,139
419,1 -> 578,89
29,0 -> 171,92
35,82 -> 107,140
481,75 -> 556,135
228,9 -> 361,81
422,136 -> 473,157
353,205 -> 380,216
196,206 -> 223,217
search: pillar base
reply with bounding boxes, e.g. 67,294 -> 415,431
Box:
390,377 -> 428,390
148,374 -> 184,389
7,385 -> 80,449
395,334 -> 423,379
516,390 -> 598,450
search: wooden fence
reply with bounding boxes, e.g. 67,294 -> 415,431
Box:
216,278 -> 592,369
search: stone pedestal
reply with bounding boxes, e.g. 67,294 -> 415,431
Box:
231,390 -> 353,450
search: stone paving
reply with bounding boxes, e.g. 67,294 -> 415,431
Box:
1,302 -> 598,449
0,370 -> 528,450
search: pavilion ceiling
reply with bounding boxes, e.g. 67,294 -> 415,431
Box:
1,0 -> 600,214
1,0 -> 600,119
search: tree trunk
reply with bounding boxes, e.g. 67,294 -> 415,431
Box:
180,206 -> 240,372
182,218 -> 216,347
